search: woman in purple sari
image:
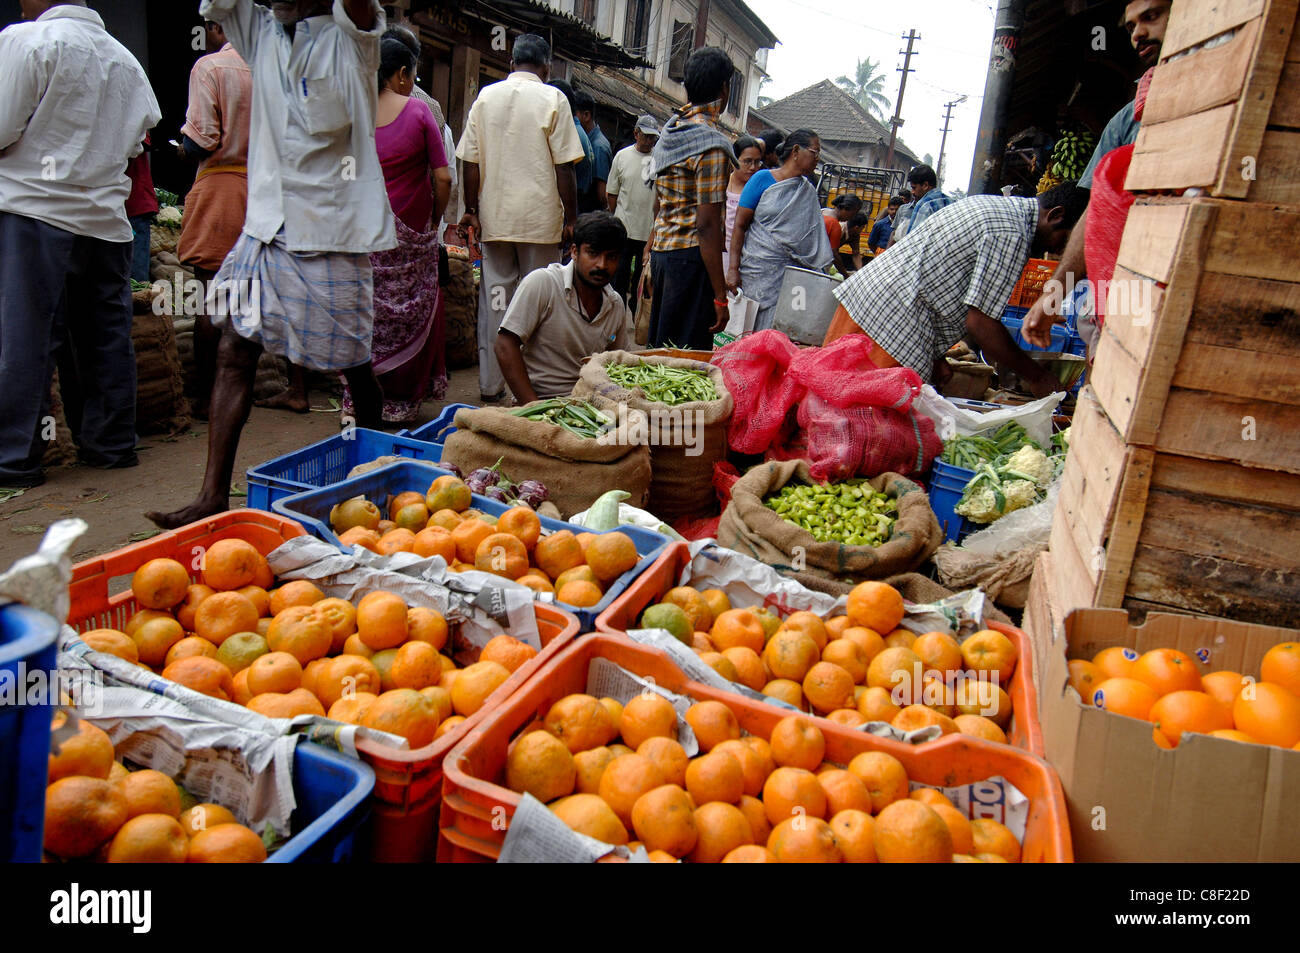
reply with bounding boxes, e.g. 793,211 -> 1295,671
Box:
346,39 -> 452,424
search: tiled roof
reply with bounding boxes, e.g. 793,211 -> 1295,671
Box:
759,80 -> 919,165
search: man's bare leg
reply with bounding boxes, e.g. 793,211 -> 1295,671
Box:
341,361 -> 382,430
147,330 -> 261,528
191,266 -> 220,421
255,361 -> 310,413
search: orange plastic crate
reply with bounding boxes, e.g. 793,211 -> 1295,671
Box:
1008,258 -> 1056,309
66,510 -> 581,863
595,542 -> 1044,757
439,634 -> 1071,862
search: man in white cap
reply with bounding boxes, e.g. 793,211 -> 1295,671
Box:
605,114 -> 658,303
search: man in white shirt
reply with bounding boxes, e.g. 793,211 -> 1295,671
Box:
495,212 -> 633,402
607,114 -> 658,304
456,33 -> 586,403
0,0 -> 161,489
148,0 -> 393,528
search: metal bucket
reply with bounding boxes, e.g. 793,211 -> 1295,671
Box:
769,266 -> 842,345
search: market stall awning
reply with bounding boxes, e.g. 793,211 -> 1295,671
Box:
570,63 -> 679,124
411,0 -> 652,69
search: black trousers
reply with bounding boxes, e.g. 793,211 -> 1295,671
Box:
649,246 -> 715,350
612,236 -> 647,304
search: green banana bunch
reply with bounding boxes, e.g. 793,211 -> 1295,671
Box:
1047,130 -> 1098,182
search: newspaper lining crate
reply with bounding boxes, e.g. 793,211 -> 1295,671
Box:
1126,0 -> 1300,203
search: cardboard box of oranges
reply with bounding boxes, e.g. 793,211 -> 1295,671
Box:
1040,605 -> 1300,862
439,633 -> 1072,862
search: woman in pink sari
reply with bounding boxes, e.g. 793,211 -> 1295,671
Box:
345,39 -> 452,424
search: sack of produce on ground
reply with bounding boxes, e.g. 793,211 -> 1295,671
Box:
130,310 -> 190,436
443,256 -> 477,369
572,350 -> 733,522
933,543 -> 1044,609
710,330 -> 802,454
716,460 -> 940,591
442,398 -> 651,520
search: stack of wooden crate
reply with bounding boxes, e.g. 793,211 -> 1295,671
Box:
1035,0 -> 1300,632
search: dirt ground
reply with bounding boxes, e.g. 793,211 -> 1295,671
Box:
0,366 -> 482,568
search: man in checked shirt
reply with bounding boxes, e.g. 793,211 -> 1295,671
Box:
822,183 -> 1086,398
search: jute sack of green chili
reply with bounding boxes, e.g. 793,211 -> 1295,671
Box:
716,460 -> 941,592
441,397 -> 651,519
572,350 -> 733,522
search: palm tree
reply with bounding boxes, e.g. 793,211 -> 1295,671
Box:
835,58 -> 892,123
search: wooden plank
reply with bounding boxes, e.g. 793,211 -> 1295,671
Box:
1140,489 -> 1300,570
1150,453 -> 1300,510
1115,202 -> 1192,285
1089,328 -> 1143,439
1049,509 -> 1102,610
1272,62 -> 1300,125
1095,448 -> 1156,606
1142,18 -> 1259,124
1156,388 -> 1300,473
1185,272 -> 1300,355
1246,130 -> 1300,205
1162,0 -> 1266,58
1204,199 -> 1300,282
1126,545 -> 1300,628
1127,105 -> 1237,192
1104,267 -> 1162,367
1172,341 -> 1300,403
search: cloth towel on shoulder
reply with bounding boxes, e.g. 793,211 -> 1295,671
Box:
645,108 -> 735,184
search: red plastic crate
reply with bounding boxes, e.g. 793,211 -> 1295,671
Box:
66,510 -> 581,863
595,543 -> 1044,756
439,634 -> 1071,862
1008,258 -> 1056,308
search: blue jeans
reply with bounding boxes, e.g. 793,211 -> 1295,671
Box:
129,214 -> 154,283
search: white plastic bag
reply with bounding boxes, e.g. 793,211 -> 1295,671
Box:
724,290 -> 759,336
914,384 -> 1063,448
960,478 -> 1061,554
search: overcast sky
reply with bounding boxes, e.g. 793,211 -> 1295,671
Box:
746,0 -> 996,191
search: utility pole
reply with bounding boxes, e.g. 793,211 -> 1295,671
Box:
694,0 -> 712,48
969,0 -> 1028,194
936,96 -> 967,183
885,30 -> 919,171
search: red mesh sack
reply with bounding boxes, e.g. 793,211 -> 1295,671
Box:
671,461 -> 741,541
1086,143 -> 1135,328
711,330 -> 804,454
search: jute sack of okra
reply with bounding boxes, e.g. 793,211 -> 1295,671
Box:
572,350 -> 733,522
442,398 -> 651,519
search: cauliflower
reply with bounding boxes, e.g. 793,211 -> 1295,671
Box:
954,475 -> 1041,523
954,485 -> 1002,523
1002,445 -> 1053,486
156,206 -> 183,227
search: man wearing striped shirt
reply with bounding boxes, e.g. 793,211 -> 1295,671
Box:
824,184 -> 1086,397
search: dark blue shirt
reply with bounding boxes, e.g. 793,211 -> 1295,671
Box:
868,216 -> 893,250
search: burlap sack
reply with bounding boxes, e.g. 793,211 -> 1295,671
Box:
443,257 -> 477,370
572,350 -> 733,522
42,369 -> 77,467
933,541 -> 1045,609
716,459 -> 941,585
131,311 -> 190,435
633,292 -> 652,347
441,400 -> 652,519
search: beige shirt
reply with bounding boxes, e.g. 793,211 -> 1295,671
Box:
607,144 -> 655,243
456,71 -> 586,244
500,262 -> 633,398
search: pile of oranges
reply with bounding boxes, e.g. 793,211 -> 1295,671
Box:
638,580 -> 1018,745
1070,642 -> 1300,750
503,698 -> 1023,862
44,714 -> 268,863
78,537 -> 543,749
329,476 -> 639,608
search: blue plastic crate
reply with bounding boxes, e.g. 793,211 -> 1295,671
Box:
995,311 -> 1088,395
1,604 -> 60,862
270,741 -> 375,863
400,402 -> 476,445
246,428 -> 443,513
929,459 -> 978,544
273,460 -> 668,631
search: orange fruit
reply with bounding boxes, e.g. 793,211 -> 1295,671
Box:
175,584 -> 216,630
245,651 -> 303,696
762,766 -> 827,825
265,605 -> 331,664
534,530 -> 584,580
362,688 -> 440,747
1091,676 -> 1159,720
824,615 -> 850,639
600,754 -> 668,825
556,580 -> 603,608
873,799 -> 953,862
516,573 -> 554,594
763,629 -> 820,682
300,657 -> 330,698
821,638 -> 868,684
960,629 -> 1018,686
1201,670 -> 1246,709
698,652 -> 738,682
551,793 -> 628,846
663,587 -> 714,633
847,750 -> 909,814
131,557 -> 191,610
911,787 -> 954,809
389,490 -> 427,521
434,715 -> 466,739
710,609 -> 766,653
449,660 -> 510,716
545,693 -> 617,753
1208,729 -> 1257,743
267,582 -> 325,618
105,813 -> 189,863
684,749 -> 744,805
400,607 -> 446,652
846,581 -> 904,633
186,823 -> 267,863
953,713 -> 1007,744
857,685 -> 901,723
199,538 -> 261,592
165,635 -> 220,668
474,532 -> 529,579
355,590 -> 409,651
124,608 -> 173,638
953,678 -> 1012,727
1232,682 -> 1300,748
817,768 -> 873,815
630,784 -> 697,857
762,679 -> 805,709
892,704 -> 958,735
700,589 -> 731,621
825,709 -> 865,729
328,692 -> 378,725
866,646 -> 923,705
636,737 -> 689,788
132,616 -> 185,667
495,506 -> 542,551
426,475 -> 472,513
1092,645 -> 1140,679
341,633 -> 373,658
884,628 -> 917,649
448,518 -> 492,564
178,802 -> 238,837
1131,648 -> 1202,697
312,597 -> 357,653
428,508 -> 464,531
162,656 -> 234,701
713,739 -> 767,797
585,532 -> 638,584
781,611 -> 829,652
921,673 -> 958,717
48,718 -> 115,783
721,647 -> 766,691
43,777 -> 128,858
193,590 -> 259,647
722,844 -> 776,863
803,660 -> 856,713
317,655 -> 383,708
970,817 -> 1020,862
683,700 -> 740,752
247,688 -> 326,719
553,565 -> 599,592
770,715 -> 826,771
737,793 -> 773,845
930,803 -> 974,854
388,641 -> 442,691
573,746 -> 615,794
767,815 -> 842,863
1149,690 -> 1233,746
116,769 -> 181,819
1068,659 -> 1104,699
81,628 -> 141,664
620,693 -> 678,749
412,525 -> 456,562
599,696 -> 623,732
478,634 -> 536,674
231,668 -> 254,706
912,631 -> 964,677
691,633 -> 715,653
1260,643 -> 1300,698
689,801 -> 754,863
829,808 -> 877,863
419,684 -> 453,723
506,730 -> 577,802
236,585 -> 270,617
338,527 -> 381,552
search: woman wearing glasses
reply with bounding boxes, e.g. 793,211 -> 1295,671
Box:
724,135 -> 765,259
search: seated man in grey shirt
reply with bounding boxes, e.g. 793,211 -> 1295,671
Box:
495,212 -> 633,402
